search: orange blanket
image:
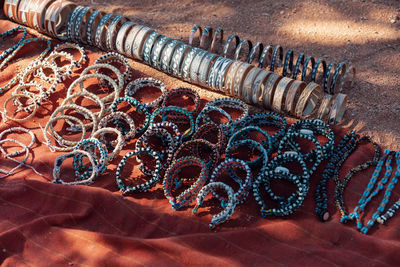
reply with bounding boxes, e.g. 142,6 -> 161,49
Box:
0,19 -> 399,266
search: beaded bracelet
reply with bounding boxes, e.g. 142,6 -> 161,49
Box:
61,91 -> 106,123
124,77 -> 167,108
92,127 -> 124,160
237,112 -> 287,150
277,131 -> 323,174
11,82 -> 43,108
0,126 -> 36,157
173,139 -> 220,170
254,165 -> 308,217
227,125 -> 273,157
150,106 -> 194,139
163,156 -> 208,210
135,124 -> 175,173
195,104 -> 234,135
225,139 -> 269,168
22,62 -> 62,97
377,198 -> 400,224
205,97 -> 249,128
67,72 -> 120,105
2,93 -> 37,122
53,149 -> 99,185
210,158 -> 252,205
110,96 -> 150,134
94,52 -> 132,85
333,137 -> 380,223
162,87 -> 201,117
287,119 -> 335,160
116,148 -> 162,194
43,114 -> 87,152
146,121 -> 182,149
73,138 -> 110,179
98,111 -> 137,141
53,42 -> 87,68
42,51 -> 76,77
80,63 -> 123,95
50,103 -> 98,132
192,123 -> 226,155
193,182 -> 236,229
261,151 -> 310,205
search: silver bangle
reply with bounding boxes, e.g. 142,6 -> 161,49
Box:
106,14 -> 128,51
159,39 -> 182,73
169,43 -> 190,77
131,26 -> 153,60
115,21 -> 135,55
189,49 -> 208,83
123,25 -> 144,57
150,35 -> 171,70
198,52 -> 218,86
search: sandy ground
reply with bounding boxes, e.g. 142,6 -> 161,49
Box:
4,0 -> 400,149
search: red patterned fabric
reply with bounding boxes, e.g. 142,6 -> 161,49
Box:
0,20 -> 399,266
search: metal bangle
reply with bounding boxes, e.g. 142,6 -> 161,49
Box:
85,9 -> 104,45
223,61 -> 241,95
328,93 -> 347,124
262,73 -> 282,109
159,39 -> 182,72
94,13 -> 113,50
317,94 -> 333,122
250,69 -> 271,106
115,21 -> 135,54
141,31 -> 160,64
150,35 -> 171,70
272,77 -> 294,113
232,62 -> 253,98
73,6 -> 91,43
242,67 -> 263,103
295,82 -> 322,118
198,52 -> 218,86
189,49 -> 208,83
106,14 -> 128,51
132,26 -> 153,60
169,43 -> 191,77
284,80 -> 306,115
215,58 -> 233,92
180,47 -> 201,80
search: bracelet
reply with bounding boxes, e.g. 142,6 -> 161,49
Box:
53,149 -> 99,185
61,91 -> 106,123
106,14 -> 128,51
169,43 -> 191,77
135,124 -> 175,172
99,111 -> 137,141
215,57 -> 233,92
249,69 -> 272,106
205,97 -> 249,129
188,48 -> 208,83
210,158 -> 252,205
0,138 -> 31,179
73,6 -> 91,43
94,13 -> 113,50
241,67 -> 263,104
150,106 -> 194,139
262,72 -> 282,110
148,121 -> 182,148
277,131 -> 323,174
193,182 -> 236,229
80,63 -> 123,96
92,127 -> 124,160
180,47 -> 201,80
317,94 -> 333,122
73,138 -> 109,177
192,123 -> 226,154
110,96 -> 150,134
131,26 -> 153,60
195,105 -> 233,136
116,148 -> 162,194
2,93 -> 37,122
227,125 -> 272,156
150,34 -> 171,70
54,42 -> 87,68
123,24 -> 144,57
284,80 -> 306,116
223,61 -> 241,95
142,31 -> 162,64
222,34 -> 240,58
124,77 -> 167,108
287,119 -> 335,160
94,52 -> 132,85
66,5 -> 84,41
11,82 -> 43,108
44,0 -> 77,40
159,39 -> 182,73
16,0 -> 31,25
327,93 -> 347,124
43,114 -> 87,152
43,51 -> 75,77
174,139 -> 220,170
50,103 -> 98,134
162,87 -> 200,117
232,62 -> 253,98
68,72 -> 120,104
233,38 -> 252,61
207,56 -> 229,89
0,126 -> 36,157
272,77 -> 294,113
225,138 -> 269,168
295,82 -> 322,118
0,26 -> 27,62
4,0 -> 19,21
163,156 -> 208,210
115,21 -> 136,54
85,9 -> 105,46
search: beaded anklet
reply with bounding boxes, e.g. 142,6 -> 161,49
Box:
163,156 -> 208,210
210,158 -> 252,205
116,148 -> 162,194
193,182 -> 236,229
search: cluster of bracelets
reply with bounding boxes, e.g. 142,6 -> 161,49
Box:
187,24 -> 354,123
0,31 -> 86,122
3,1 -> 347,124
